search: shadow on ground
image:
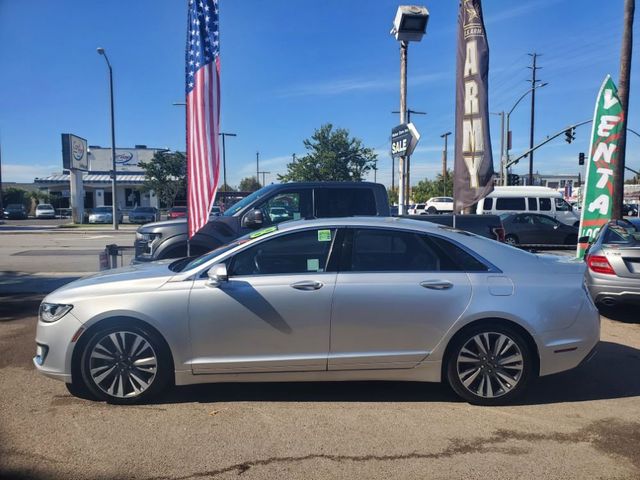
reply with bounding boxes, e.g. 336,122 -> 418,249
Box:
149,340 -> 640,406
598,304 -> 640,323
0,272 -> 80,296
0,294 -> 44,322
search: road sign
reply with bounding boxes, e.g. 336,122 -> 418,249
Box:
391,122 -> 420,158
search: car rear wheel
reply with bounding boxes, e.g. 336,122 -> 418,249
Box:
79,325 -> 171,404
504,234 -> 518,246
446,325 -> 534,405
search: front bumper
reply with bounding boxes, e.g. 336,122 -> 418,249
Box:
33,312 -> 85,383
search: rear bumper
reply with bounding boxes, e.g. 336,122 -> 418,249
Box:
587,276 -> 640,305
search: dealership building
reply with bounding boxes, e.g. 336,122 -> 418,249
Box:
34,144 -> 166,210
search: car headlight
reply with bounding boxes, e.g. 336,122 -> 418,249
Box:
39,303 -> 73,323
136,232 -> 161,243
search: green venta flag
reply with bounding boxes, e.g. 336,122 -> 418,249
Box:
576,75 -> 624,259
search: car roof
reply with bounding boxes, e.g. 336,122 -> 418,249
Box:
275,216 -> 442,233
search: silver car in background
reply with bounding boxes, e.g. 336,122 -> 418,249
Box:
584,218 -> 640,308
34,217 -> 599,406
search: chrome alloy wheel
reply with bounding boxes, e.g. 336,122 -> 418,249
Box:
456,332 -> 524,399
88,331 -> 158,399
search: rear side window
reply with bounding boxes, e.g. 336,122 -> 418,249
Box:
527,198 -> 537,211
539,198 -> 551,211
314,188 -> 376,217
348,229 -> 488,272
495,197 -> 526,210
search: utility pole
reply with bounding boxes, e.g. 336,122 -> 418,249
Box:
258,171 -> 270,186
0,133 -> 4,219
528,53 -> 542,186
392,108 -> 425,204
440,132 -> 452,196
256,151 -> 260,185
614,0 -> 635,220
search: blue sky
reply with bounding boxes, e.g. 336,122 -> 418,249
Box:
1,0 -> 639,187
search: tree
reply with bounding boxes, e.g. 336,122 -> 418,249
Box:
411,170 -> 454,203
238,176 -> 261,192
387,187 -> 398,206
278,124 -> 377,182
139,151 -> 186,208
218,183 -> 237,192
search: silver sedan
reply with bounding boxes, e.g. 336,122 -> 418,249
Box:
34,217 -> 599,405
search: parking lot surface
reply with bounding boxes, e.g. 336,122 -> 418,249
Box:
0,294 -> 639,480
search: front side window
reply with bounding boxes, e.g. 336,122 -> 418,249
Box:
257,190 -> 312,224
230,229 -> 336,276
495,197 -> 526,211
534,215 -> 559,227
555,198 -> 572,212
348,229 -> 487,272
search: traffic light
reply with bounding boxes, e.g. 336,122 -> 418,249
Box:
578,152 -> 585,165
564,127 -> 576,144
507,173 -> 521,186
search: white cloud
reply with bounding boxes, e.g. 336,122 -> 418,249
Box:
2,163 -> 59,183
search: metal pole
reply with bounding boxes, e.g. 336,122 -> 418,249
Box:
528,53 -> 541,186
107,59 -> 118,230
221,134 -> 226,192
441,132 -> 452,196
256,151 -> 260,185
613,0 -> 635,219
398,41 -> 408,215
499,112 -> 505,186
0,132 -> 3,219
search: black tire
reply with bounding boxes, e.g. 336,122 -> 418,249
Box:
65,379 -> 97,401
445,324 -> 534,406
79,324 -> 172,404
505,234 -> 518,246
427,206 -> 437,214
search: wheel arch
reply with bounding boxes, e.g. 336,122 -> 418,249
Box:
440,317 -> 540,383
70,316 -> 176,386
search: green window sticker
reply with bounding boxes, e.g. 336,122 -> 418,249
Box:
317,229 -> 332,242
249,226 -> 278,239
307,258 -> 320,271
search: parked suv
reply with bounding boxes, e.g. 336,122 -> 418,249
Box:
424,196 -> 454,214
134,182 -> 390,262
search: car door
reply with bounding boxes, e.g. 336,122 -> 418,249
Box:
328,227 -> 474,370
188,227 -> 338,373
533,214 -> 565,244
511,214 -> 538,244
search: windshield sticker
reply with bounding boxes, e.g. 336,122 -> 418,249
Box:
317,229 -> 332,242
249,226 -> 278,239
307,258 -> 320,271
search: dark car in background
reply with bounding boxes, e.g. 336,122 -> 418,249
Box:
408,214 -> 505,242
584,218 -> 640,308
128,206 -> 160,224
4,204 -> 28,219
168,206 -> 188,219
500,212 -> 578,247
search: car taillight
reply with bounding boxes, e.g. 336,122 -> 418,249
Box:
586,254 -> 615,275
492,226 -> 505,242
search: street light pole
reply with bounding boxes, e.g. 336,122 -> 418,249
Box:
218,132 -> 237,193
97,47 -> 118,230
398,41 -> 408,215
440,132 -> 452,196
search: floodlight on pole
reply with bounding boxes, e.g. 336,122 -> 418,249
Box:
390,5 -> 429,215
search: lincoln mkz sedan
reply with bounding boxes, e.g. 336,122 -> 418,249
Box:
34,217 -> 599,405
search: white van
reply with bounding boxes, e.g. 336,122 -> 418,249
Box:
476,186 -> 580,226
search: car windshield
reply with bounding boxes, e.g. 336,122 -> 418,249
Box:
93,207 -> 112,213
173,226 -> 280,272
171,207 -> 187,212
602,222 -> 640,245
37,204 -> 53,209
134,207 -> 155,212
223,184 -> 278,217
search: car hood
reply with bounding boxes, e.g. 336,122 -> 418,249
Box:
45,260 -> 178,304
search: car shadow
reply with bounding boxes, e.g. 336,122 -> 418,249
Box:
151,340 -> 640,406
597,304 -> 640,324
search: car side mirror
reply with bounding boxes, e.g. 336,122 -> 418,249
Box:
242,209 -> 264,229
206,264 -> 228,288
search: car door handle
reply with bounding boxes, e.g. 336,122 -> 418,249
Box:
290,280 -> 323,291
420,280 -> 453,290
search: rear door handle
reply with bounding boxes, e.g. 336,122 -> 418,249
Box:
290,280 -> 323,291
420,280 -> 453,290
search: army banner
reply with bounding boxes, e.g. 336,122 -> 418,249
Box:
577,75 -> 624,259
453,0 -> 494,213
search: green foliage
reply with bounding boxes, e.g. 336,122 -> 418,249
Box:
2,187 -> 30,209
278,124 -> 377,182
411,170 -> 454,203
238,177 -> 261,192
387,186 -> 398,206
138,151 -> 186,208
218,183 -> 237,192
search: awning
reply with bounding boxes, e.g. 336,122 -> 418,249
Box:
35,173 -> 147,184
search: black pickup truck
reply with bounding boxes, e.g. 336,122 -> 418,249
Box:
134,182 -> 390,262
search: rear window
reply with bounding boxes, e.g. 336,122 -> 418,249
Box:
314,188 -> 376,217
495,197 -> 525,211
602,223 -> 640,245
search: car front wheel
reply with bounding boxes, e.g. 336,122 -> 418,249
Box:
446,325 -> 534,405
78,324 -> 171,404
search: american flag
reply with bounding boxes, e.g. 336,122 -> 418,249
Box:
186,0 -> 220,239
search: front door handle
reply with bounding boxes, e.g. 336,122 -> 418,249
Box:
290,280 -> 323,291
420,280 -> 453,290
